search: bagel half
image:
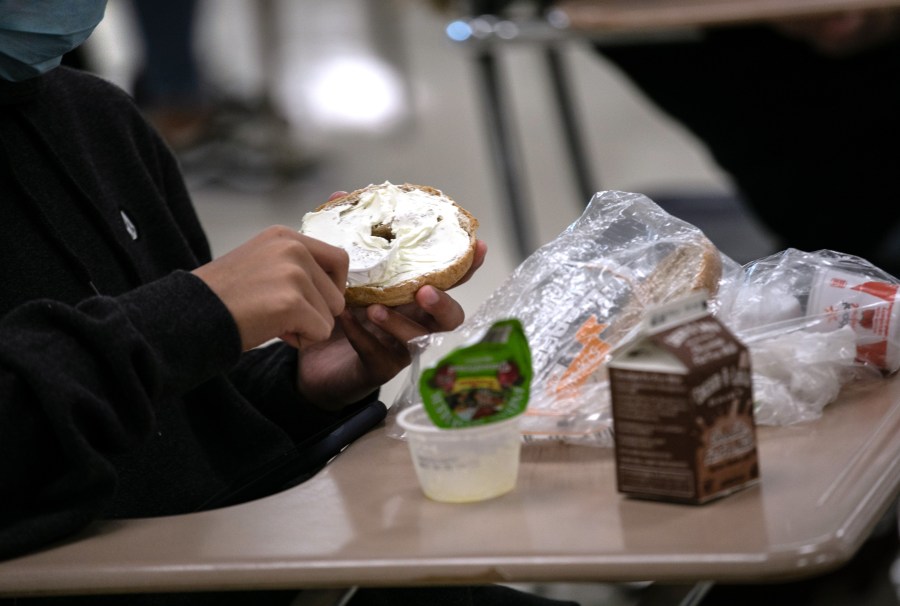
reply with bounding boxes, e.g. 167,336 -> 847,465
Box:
600,237 -> 723,348
300,182 -> 479,307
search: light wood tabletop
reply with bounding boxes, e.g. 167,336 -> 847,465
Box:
2,374 -> 900,598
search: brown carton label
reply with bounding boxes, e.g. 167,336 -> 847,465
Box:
608,297 -> 758,504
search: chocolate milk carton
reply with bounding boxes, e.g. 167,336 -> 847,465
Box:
608,292 -> 758,504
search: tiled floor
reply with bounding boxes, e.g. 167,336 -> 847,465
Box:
86,1 -> 900,604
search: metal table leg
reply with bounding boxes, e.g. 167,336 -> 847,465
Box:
544,43 -> 597,206
474,45 -> 537,260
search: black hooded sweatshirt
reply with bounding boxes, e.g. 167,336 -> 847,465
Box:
0,67 -> 376,564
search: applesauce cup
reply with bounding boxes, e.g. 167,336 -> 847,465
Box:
397,404 -> 522,503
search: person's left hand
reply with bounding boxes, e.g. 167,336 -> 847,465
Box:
294,220 -> 487,409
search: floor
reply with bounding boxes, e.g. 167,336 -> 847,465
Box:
84,1 -> 898,604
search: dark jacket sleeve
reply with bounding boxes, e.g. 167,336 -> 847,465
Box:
227,342 -> 382,445
0,67 -> 359,561
0,272 -> 242,560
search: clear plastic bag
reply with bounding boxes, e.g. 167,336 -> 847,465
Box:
389,193 -> 900,445
389,191 -> 741,446
716,248 -> 900,425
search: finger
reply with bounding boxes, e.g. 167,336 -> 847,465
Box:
296,235 -> 349,314
298,273 -> 341,334
268,225 -> 348,304
455,240 -> 488,287
299,234 -> 349,289
368,304 -> 424,345
279,248 -> 342,334
415,285 -> 465,331
291,294 -> 336,342
280,332 -> 301,349
276,261 -> 339,342
282,331 -> 331,351
368,286 -> 465,344
302,259 -> 346,321
339,309 -> 409,380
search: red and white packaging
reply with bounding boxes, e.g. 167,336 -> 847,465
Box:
807,268 -> 900,373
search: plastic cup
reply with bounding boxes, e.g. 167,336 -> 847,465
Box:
397,404 -> 522,503
808,267 -> 900,372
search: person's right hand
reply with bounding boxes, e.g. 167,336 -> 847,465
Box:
192,226 -> 348,350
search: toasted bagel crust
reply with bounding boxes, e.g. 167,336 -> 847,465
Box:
310,183 -> 479,307
597,237 -> 723,348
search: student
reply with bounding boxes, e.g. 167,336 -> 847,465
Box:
0,2 -> 576,605
595,10 -> 900,277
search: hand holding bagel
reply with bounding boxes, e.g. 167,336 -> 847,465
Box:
191,225 -> 349,351
297,182 -> 486,407
193,181 -> 485,410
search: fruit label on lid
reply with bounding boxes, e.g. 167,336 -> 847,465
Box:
419,319 -> 532,428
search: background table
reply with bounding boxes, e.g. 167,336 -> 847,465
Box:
2,374 -> 900,598
454,0 -> 900,259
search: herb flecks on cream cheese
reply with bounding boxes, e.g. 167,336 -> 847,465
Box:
300,182 -> 469,288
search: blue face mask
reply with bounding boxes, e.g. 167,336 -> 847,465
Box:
0,0 -> 107,81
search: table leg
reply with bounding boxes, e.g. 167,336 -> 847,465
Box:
474,46 -> 537,260
543,44 -> 598,206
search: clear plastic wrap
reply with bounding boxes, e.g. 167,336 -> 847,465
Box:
716,248 -> 900,425
389,192 -> 900,446
389,191 -> 742,446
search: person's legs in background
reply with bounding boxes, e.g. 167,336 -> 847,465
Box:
134,0 -> 317,191
595,26 -> 900,278
130,0 -> 209,149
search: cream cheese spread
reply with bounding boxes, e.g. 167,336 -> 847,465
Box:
299,182 -> 470,288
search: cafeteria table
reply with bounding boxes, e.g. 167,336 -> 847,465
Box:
2,373 -> 900,599
451,0 -> 900,258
